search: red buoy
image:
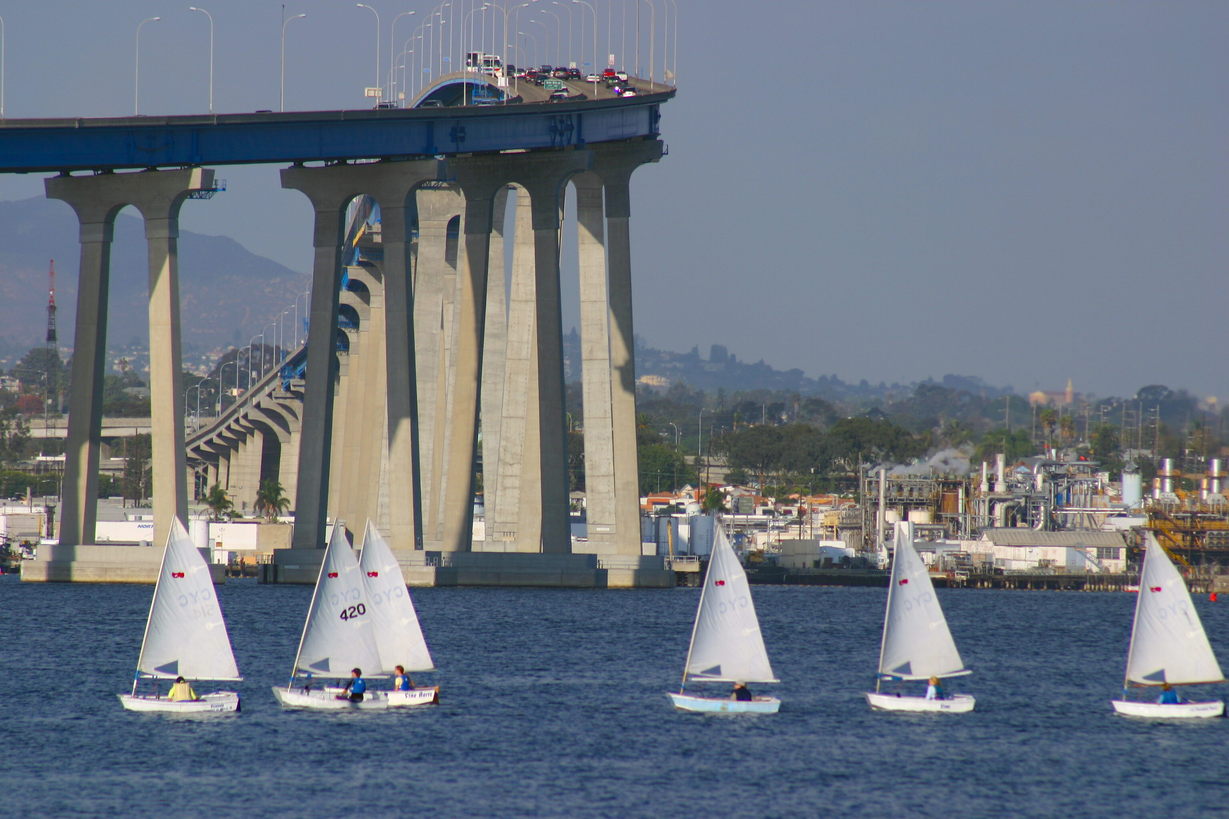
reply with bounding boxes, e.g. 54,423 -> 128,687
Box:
1210,592 -> 1219,602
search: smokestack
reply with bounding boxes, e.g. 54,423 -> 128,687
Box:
980,461 -> 989,494
995,453 -> 1006,493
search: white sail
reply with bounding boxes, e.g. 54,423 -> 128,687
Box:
291,523 -> 383,678
876,522 -> 968,680
1124,536 -> 1224,686
359,520 -> 435,674
135,518 -> 241,681
683,523 -> 777,684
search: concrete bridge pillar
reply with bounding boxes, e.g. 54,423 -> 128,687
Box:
413,186 -> 463,547
46,168 -> 212,547
281,166 -> 352,549
281,159 -> 442,550
449,150 -> 591,553
479,186 -> 512,544
487,188 -> 540,552
574,141 -> 664,556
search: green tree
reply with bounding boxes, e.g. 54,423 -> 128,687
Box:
254,479 -> 290,521
204,484 -> 234,521
121,434 -> 152,506
700,486 -> 726,513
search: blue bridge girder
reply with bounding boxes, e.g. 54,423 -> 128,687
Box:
0,91 -> 672,174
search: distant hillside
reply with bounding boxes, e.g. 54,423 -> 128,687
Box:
0,197 -> 307,359
562,328 -> 1014,404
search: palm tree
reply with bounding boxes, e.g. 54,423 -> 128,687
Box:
254,479 -> 291,522
204,484 -> 234,521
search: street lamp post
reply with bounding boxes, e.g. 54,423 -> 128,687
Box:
356,4 -> 381,100
551,2 -> 573,67
518,31 -> 537,68
534,10 -> 561,64
389,10 -> 417,101
572,0 -> 597,76
188,6 -> 214,112
217,360 -> 236,415
134,16 -> 162,115
280,12 -> 307,112
641,0 -> 655,88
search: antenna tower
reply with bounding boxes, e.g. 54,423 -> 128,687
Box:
46,260 -> 58,345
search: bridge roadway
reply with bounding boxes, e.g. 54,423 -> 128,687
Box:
0,87 -> 672,173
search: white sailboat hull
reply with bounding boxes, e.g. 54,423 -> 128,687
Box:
667,692 -> 780,714
118,691 -> 240,714
865,692 -> 975,713
1111,698 -> 1224,719
272,685 -> 439,710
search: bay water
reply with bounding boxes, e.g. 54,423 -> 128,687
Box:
3,575 -> 1228,817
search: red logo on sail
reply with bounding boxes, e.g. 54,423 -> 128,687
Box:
327,572 -> 339,578
171,572 -> 185,578
1149,586 -> 1162,592
714,580 -> 725,586
899,579 -> 909,585
367,571 -> 379,577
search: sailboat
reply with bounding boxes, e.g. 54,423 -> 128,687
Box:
118,518 -> 242,713
1111,535 -> 1225,718
357,520 -> 439,706
667,522 -> 780,714
272,522 -> 437,710
865,522 -> 974,713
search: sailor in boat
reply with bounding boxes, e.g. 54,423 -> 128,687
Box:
1157,683 -> 1182,705
732,681 -> 752,702
337,668 -> 367,702
393,665 -> 414,691
925,676 -> 945,701
168,676 -> 199,702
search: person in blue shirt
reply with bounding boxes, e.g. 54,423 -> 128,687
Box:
1157,683 -> 1182,705
393,665 -> 414,691
731,681 -> 753,702
925,676 -> 945,701
338,668 -> 367,702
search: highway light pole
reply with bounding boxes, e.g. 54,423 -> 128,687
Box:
280,12 -> 307,111
188,6 -> 215,112
388,10 -> 416,100
134,16 -> 161,115
356,4 -> 381,99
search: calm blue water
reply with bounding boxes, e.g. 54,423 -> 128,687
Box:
3,574 -> 1229,817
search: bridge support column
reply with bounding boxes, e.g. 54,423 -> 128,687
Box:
575,141 -> 664,556
281,167 -> 352,549
282,159 -> 442,550
46,168 -> 212,547
412,186 -> 463,547
479,186 -> 511,546
451,150 -> 590,553
487,188 -> 540,552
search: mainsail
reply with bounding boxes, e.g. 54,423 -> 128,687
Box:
683,523 -> 777,684
1124,536 -> 1224,686
876,522 -> 968,681
291,523 -> 383,677
136,518 -> 241,681
359,520 -> 435,674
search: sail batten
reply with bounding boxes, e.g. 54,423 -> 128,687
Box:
135,518 -> 241,682
681,523 -> 777,685
359,520 -> 435,674
1123,536 -> 1223,687
877,522 -> 968,680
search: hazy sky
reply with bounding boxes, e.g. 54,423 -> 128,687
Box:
1,1 -> 1227,400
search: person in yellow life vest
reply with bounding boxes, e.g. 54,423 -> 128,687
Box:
168,676 -> 198,701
